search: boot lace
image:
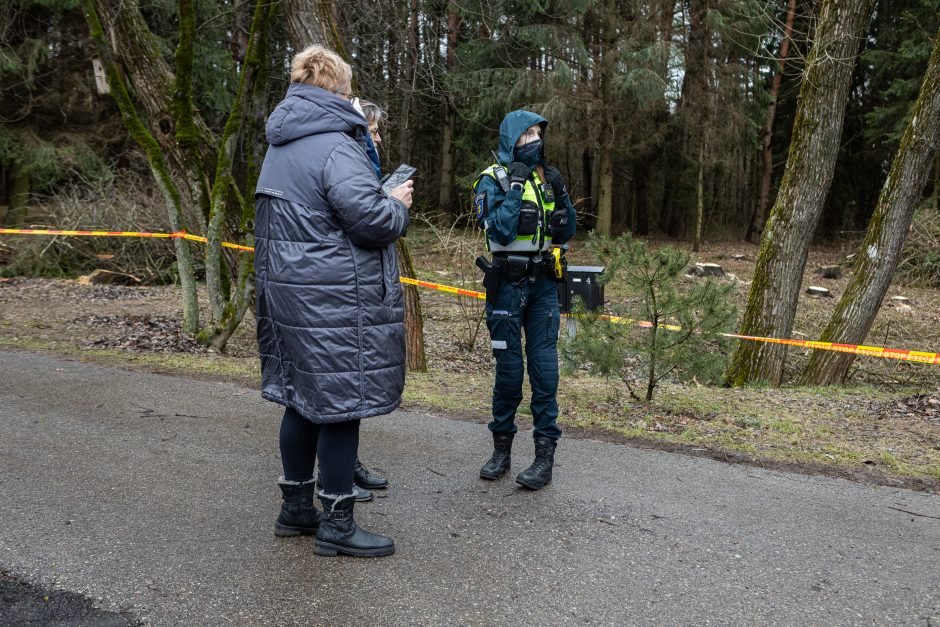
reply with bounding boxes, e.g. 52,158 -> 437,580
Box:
529,457 -> 550,473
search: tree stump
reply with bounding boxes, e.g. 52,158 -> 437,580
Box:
77,269 -> 141,286
816,265 -> 842,279
688,263 -> 726,277
805,285 -> 831,297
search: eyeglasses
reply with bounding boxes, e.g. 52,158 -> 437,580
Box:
337,91 -> 355,101
369,126 -> 380,137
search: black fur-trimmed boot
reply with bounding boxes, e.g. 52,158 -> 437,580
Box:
314,492 -> 395,558
274,477 -> 320,537
479,431 -> 514,480
515,436 -> 556,490
317,477 -> 373,502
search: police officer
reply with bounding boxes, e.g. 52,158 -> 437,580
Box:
472,110 -> 577,490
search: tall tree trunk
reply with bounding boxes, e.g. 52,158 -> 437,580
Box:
800,27 -> 940,385
747,0 -> 797,243
397,239 -> 427,372
596,139 -> 614,235
83,0 -> 264,350
637,160 -> 656,235
594,0 -> 617,235
667,0 -> 709,239
581,147 -> 593,223
437,2 -> 458,213
660,0 -> 675,74
645,0 -> 674,237
694,137 -> 705,252
200,0 -> 275,350
725,0 -> 874,387
88,0 -> 212,230
438,105 -> 456,211
933,152 -> 939,211
6,163 -> 28,226
281,0 -> 345,54
81,0 -> 201,333
398,0 -> 419,167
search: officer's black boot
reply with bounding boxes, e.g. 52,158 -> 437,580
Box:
314,492 -> 395,558
354,458 -> 389,490
515,436 -> 556,490
479,432 -> 514,480
274,477 -> 320,537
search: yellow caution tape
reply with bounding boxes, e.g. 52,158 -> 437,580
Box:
0,228 -> 179,239
2,228 -> 937,365
364,275 -> 940,365
724,334 -> 940,365
0,228 -> 254,252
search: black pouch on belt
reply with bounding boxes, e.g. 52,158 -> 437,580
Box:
504,255 -> 530,283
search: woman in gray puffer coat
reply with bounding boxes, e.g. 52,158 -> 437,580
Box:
254,45 -> 412,558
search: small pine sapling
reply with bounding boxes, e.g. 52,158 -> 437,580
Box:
562,233 -> 737,402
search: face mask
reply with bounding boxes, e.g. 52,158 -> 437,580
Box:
350,97 -> 365,118
513,139 -> 542,167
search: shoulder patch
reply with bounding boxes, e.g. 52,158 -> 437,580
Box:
475,191 -> 488,220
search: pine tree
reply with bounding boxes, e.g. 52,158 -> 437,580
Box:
563,233 -> 736,402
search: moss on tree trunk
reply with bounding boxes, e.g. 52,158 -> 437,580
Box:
800,26 -> 940,385
725,0 -> 875,387
81,0 -> 201,333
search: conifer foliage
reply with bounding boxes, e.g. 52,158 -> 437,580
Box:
563,233 -> 736,402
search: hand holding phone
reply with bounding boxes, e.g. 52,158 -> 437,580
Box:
382,164 -> 416,195
389,180 -> 413,209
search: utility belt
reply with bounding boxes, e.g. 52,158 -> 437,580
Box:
475,248 -> 568,307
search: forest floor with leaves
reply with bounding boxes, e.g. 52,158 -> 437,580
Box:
1,227 -> 938,491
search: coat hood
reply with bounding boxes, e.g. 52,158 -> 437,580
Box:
265,83 -> 368,146
497,109 -> 548,165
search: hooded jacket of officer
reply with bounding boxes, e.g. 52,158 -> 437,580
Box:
472,110 -> 576,490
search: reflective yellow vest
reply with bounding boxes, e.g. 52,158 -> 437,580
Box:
474,164 -> 556,253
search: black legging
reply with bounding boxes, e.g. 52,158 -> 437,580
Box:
279,407 -> 360,494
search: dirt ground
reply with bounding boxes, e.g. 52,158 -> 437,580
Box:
0,230 -> 938,491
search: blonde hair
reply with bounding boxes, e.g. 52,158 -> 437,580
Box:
290,45 -> 352,94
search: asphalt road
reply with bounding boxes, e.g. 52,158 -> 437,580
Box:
0,351 -> 938,626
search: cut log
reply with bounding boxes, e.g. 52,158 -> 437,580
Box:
890,295 -> 910,303
697,263 -> 725,277
77,269 -> 141,286
805,285 -> 831,298
0,242 -> 13,265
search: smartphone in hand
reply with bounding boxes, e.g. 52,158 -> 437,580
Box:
381,164 -> 417,195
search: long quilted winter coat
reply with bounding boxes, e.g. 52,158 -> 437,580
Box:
254,83 -> 409,423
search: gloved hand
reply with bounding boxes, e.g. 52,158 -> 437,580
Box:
508,161 -> 531,187
542,165 -> 567,197
549,208 -> 568,240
